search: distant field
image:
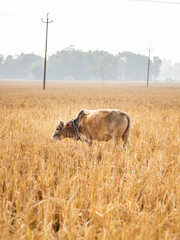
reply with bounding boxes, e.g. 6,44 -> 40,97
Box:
0,81 -> 180,240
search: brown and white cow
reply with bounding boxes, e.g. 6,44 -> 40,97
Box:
51,109 -> 130,150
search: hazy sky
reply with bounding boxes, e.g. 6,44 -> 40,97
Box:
1,0 -> 180,62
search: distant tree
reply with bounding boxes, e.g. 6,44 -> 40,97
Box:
0,54 -> 3,64
2,53 -> 43,79
100,64 -> 106,83
119,52 -> 148,81
159,59 -> 174,80
29,61 -> 43,80
15,53 -> 43,79
173,63 -> 180,80
90,67 -> 98,81
47,49 -> 123,80
3,55 -> 16,78
0,55 -> 4,78
0,49 -> 163,81
151,56 -> 162,79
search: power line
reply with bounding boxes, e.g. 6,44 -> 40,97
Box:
0,1 -> 16,6
0,0 -> 19,16
41,13 -> 53,90
0,11 -> 19,16
129,0 -> 180,4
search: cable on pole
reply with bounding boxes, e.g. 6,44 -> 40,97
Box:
129,0 -> 180,4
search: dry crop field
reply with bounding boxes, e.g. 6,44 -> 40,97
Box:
0,80 -> 180,240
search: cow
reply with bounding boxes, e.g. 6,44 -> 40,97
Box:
51,109 -> 130,150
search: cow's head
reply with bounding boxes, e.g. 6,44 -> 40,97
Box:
51,120 -> 78,142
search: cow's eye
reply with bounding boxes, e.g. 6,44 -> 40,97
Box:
56,128 -> 59,131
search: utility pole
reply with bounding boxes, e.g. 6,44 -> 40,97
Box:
147,46 -> 151,87
41,13 -> 53,90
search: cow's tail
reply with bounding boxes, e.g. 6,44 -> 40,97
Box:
122,112 -> 131,138
121,112 -> 131,150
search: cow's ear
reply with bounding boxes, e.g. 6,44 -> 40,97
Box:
65,122 -> 72,128
59,121 -> 64,127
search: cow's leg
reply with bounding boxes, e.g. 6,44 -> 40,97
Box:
88,141 -> 92,148
122,134 -> 130,151
81,136 -> 92,148
113,136 -> 119,150
83,139 -> 92,148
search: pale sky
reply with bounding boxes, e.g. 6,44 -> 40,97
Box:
1,0 -> 180,62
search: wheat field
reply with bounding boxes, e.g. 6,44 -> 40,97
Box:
0,81 -> 180,240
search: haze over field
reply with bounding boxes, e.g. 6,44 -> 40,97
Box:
1,0 -> 180,62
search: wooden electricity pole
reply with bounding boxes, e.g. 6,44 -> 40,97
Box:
41,13 -> 53,90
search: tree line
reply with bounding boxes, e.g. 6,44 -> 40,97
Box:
0,47 -> 162,81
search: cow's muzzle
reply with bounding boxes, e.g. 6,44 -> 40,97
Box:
50,137 -> 55,142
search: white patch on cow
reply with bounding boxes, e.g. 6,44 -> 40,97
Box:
50,137 -> 55,142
